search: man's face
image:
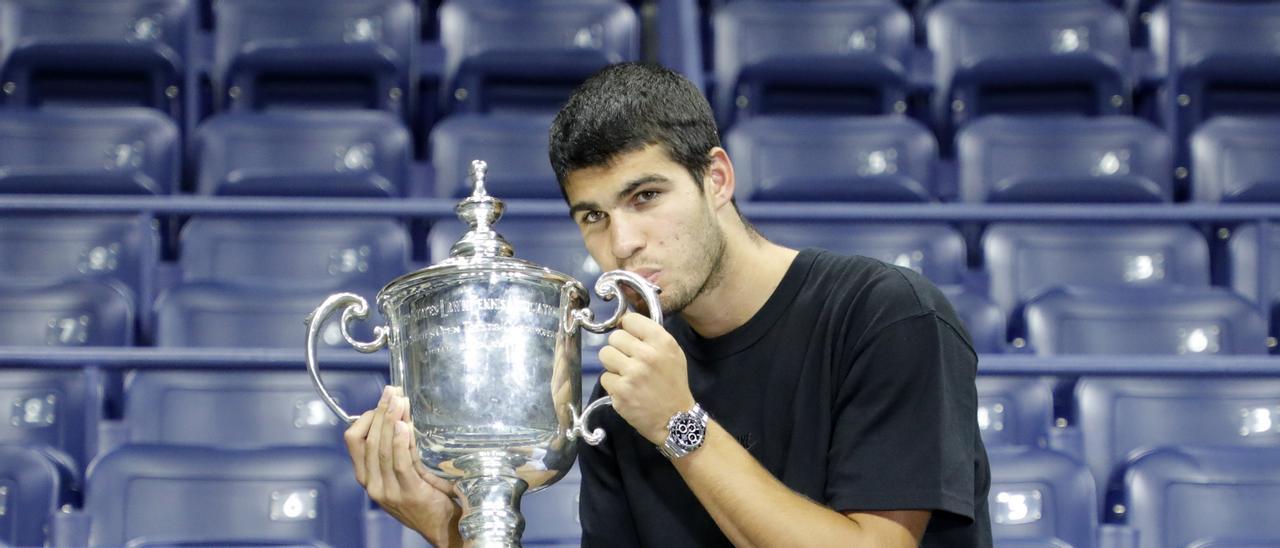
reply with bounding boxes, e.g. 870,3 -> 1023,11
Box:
563,145 -> 726,316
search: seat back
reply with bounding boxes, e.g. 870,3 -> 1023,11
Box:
0,444 -> 65,547
927,0 -> 1130,133
1076,377 -> 1280,517
712,1 -> 913,126
192,111 -> 411,197
0,213 -> 159,304
124,370 -> 383,448
988,447 -> 1097,548
1122,446 -> 1280,548
0,0 -> 189,112
440,0 -> 639,114
958,116 -> 1171,203
212,0 -> 416,112
1023,286 -> 1268,356
1191,117 -> 1280,203
85,445 -> 366,547
430,113 -> 559,199
726,116 -> 937,202
0,108 -> 179,195
983,222 -> 1210,318
179,217 -> 410,290
755,221 -> 966,285
0,280 -> 135,346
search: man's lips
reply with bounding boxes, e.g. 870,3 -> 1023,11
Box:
628,268 -> 661,285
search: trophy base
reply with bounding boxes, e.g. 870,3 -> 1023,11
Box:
454,452 -> 530,548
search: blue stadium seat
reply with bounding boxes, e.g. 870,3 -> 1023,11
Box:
988,447 -> 1096,548
154,283 -> 385,349
0,108 -> 179,195
1191,117 -> 1280,203
711,1 -> 914,128
0,444 -> 66,547
192,111 -> 411,197
1150,1 -> 1280,170
83,445 -> 366,546
0,0 -> 189,117
957,116 -> 1172,203
523,465 -> 581,546
942,286 -> 1007,354
725,116 -> 938,202
0,369 -> 103,493
983,223 -> 1210,319
753,221 -> 966,285
179,217 -> 410,290
1023,286 -> 1268,356
1077,377 -> 1280,518
430,113 -> 559,199
1225,223 -> 1280,342
1120,446 -> 1280,548
0,280 -> 135,347
123,370 -> 383,448
212,0 -> 416,112
439,0 -> 639,114
0,213 -> 159,306
926,1 -> 1131,136
977,378 -> 1054,449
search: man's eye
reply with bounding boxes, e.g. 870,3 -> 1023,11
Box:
583,211 -> 605,224
636,190 -> 659,203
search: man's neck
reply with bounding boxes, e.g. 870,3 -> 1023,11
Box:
679,226 -> 799,339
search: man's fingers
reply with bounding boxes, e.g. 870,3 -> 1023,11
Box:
599,371 -> 623,396
391,417 -> 421,493
606,328 -> 652,361
377,393 -> 404,500
417,460 -> 455,495
344,410 -> 375,486
598,345 -> 639,376
364,387 -> 393,495
619,312 -> 664,340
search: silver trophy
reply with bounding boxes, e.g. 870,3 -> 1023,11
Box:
305,160 -> 661,547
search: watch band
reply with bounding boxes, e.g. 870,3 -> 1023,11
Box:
658,402 -> 708,460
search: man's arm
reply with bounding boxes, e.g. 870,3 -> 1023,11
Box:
599,314 -> 930,547
671,418 -> 929,548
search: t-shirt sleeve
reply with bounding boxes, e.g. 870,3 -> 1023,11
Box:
577,382 -> 643,548
825,311 -> 981,524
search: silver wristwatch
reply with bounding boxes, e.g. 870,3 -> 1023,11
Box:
658,402 -> 708,459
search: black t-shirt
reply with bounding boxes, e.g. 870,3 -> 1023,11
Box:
578,248 -> 992,547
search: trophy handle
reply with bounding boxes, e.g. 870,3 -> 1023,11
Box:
570,270 -> 663,333
567,396 -> 614,445
565,270 -> 662,445
305,292 -> 390,424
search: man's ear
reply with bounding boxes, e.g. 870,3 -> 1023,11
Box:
705,147 -> 736,211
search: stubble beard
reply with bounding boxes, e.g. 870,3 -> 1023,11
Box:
661,207 -> 728,317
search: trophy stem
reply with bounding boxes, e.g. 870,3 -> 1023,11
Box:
454,452 -> 529,548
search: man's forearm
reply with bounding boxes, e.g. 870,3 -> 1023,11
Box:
670,420 -> 917,548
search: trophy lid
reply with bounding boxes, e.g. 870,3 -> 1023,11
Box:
376,159 -> 581,305
449,160 -> 515,259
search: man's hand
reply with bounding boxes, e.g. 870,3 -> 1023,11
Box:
598,312 -> 696,445
345,386 -> 462,548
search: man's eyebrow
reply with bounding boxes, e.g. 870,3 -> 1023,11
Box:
567,174 -> 671,217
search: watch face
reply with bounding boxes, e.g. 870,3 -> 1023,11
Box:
672,414 -> 704,448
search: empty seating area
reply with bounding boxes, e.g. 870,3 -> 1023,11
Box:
2,0 -> 1279,546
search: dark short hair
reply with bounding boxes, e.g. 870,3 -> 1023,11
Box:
549,62 -> 721,197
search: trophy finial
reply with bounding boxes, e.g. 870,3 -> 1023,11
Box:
452,158 -> 514,258
470,160 -> 489,197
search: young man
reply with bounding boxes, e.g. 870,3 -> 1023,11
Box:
345,62 -> 991,547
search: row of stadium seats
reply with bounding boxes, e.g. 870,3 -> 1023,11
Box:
4,108 -> 1280,202
3,0 -> 1278,150
4,214 -> 1280,349
4,367 -> 1278,547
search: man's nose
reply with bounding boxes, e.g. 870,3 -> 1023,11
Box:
608,213 -> 644,264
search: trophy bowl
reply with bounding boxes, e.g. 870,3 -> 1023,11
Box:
304,160 -> 660,547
